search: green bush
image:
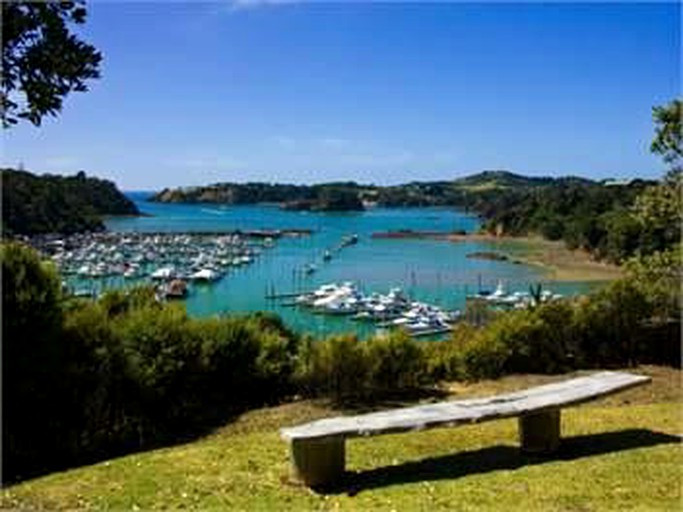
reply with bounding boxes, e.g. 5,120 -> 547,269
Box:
497,301 -> 578,374
574,279 -> 651,367
300,334 -> 368,401
365,330 -> 425,393
423,323 -> 479,381
2,242 -> 68,481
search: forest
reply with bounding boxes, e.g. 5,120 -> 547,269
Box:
2,169 -> 139,235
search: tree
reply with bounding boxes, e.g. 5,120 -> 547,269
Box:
631,99 -> 683,254
1,1 -> 102,127
624,245 -> 682,322
650,99 -> 682,167
2,242 -> 67,481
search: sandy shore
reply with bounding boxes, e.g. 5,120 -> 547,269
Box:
447,233 -> 622,282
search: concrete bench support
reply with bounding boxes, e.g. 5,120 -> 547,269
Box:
518,408 -> 561,454
289,436 -> 345,487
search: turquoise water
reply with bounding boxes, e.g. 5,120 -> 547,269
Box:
102,193 -> 601,338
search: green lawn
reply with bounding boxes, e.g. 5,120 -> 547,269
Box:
2,367 -> 681,511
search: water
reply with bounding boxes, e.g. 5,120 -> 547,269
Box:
101,192 -> 601,338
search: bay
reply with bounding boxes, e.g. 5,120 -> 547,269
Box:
102,192 -> 600,338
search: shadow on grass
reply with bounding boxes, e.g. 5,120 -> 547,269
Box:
318,429 -> 680,495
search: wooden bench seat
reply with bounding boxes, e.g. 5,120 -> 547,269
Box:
280,371 -> 651,487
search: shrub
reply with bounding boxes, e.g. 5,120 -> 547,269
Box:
457,330 -> 509,380
301,334 -> 369,401
574,279 -> 651,367
424,323 -> 480,381
2,242 -> 67,481
364,330 -> 425,393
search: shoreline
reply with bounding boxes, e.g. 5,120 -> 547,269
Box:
373,230 -> 622,282
452,233 -> 623,282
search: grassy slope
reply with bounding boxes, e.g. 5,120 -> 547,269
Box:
2,366 -> 680,511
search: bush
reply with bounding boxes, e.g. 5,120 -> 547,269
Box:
299,334 -> 368,401
365,330 -> 425,393
424,323 -> 479,381
2,242 -> 68,481
574,279 -> 651,367
2,244 -> 304,482
457,330 -> 509,380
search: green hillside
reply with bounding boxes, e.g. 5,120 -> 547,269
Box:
2,169 -> 139,235
450,170 -> 594,191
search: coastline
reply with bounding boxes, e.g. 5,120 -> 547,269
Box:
450,233 -> 623,282
372,230 -> 622,282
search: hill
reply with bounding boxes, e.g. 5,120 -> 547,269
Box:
153,182 -> 366,211
146,171 -> 662,263
2,169 -> 139,235
1,366 -> 679,510
148,171 -> 598,208
450,170 -> 594,190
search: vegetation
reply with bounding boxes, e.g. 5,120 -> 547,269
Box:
3,230 -> 679,483
3,99 -> 680,497
1,368 -> 680,510
154,181 -> 366,211
1,0 -> 102,127
2,241 -> 300,482
650,99 -> 682,166
1,168 -> 139,235
151,171 -> 660,263
154,100 -> 682,264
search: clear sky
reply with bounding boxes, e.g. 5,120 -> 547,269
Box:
1,1 -> 680,190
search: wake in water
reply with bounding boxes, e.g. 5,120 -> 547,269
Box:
201,208 -> 226,216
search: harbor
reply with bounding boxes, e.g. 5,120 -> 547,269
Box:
25,195 -> 601,338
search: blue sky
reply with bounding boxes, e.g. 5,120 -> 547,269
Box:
1,1 -> 680,190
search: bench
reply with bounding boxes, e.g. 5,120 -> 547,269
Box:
280,371 -> 651,487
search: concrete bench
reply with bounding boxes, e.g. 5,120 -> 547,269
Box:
280,371 -> 650,487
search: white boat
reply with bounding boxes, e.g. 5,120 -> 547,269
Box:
151,266 -> 176,280
189,268 -> 220,282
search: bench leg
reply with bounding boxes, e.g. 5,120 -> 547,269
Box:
289,436 -> 345,488
518,409 -> 561,454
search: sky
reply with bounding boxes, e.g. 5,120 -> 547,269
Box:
1,1 -> 680,190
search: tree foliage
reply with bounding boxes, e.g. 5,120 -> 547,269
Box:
1,0 -> 102,127
631,169 -> 682,253
2,242 -> 67,480
2,168 -> 139,235
651,99 -> 682,166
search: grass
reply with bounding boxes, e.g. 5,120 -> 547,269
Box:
2,366 -> 681,511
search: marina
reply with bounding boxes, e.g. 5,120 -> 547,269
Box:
28,193 -> 601,338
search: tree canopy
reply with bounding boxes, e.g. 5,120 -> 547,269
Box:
1,1 -> 102,127
650,99 -> 682,168
2,168 -> 139,235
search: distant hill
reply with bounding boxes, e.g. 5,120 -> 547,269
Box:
450,170 -> 594,190
2,169 -> 139,235
150,170 -> 599,208
153,182 -> 366,211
